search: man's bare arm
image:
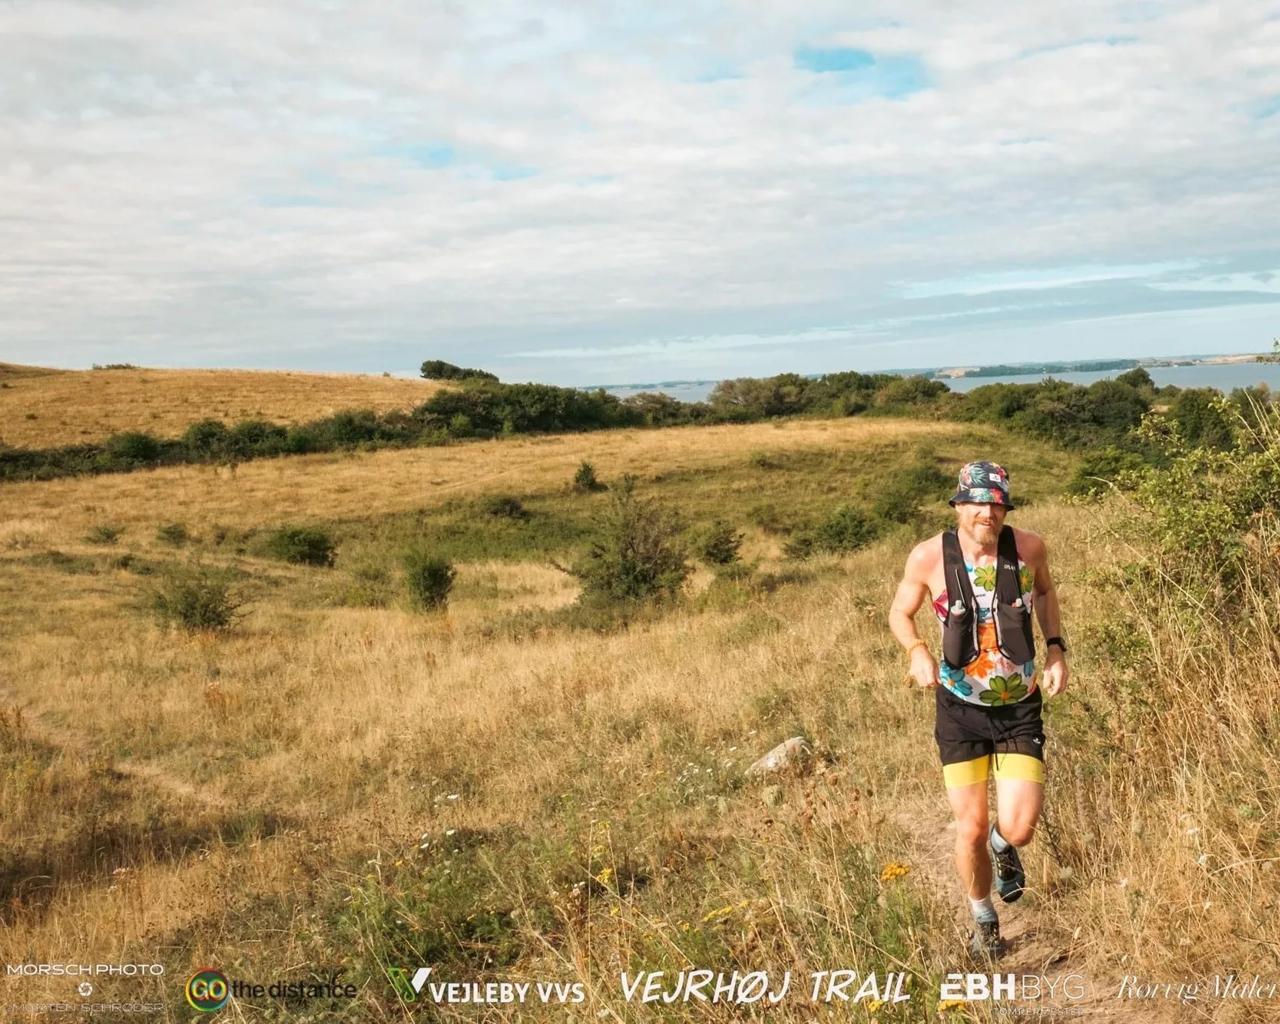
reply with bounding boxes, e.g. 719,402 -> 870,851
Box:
889,543 -> 938,688
1028,537 -> 1063,641
1028,535 -> 1070,697
889,544 -> 929,643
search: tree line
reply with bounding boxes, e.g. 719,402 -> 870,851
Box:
0,360 -> 1271,482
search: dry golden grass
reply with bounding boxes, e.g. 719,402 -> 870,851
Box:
0,362 -> 446,448
0,530 -> 948,1017
1,415 -> 970,542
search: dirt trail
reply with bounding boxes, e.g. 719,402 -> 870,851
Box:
8,697 -> 240,814
893,794 -> 1201,1023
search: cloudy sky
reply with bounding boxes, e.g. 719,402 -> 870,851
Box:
3,1 -> 1279,385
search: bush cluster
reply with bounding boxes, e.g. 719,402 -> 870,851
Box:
262,526 -> 337,567
419,359 -> 499,382
156,522 -> 191,546
785,505 -> 879,558
572,461 -> 605,493
150,564 -> 243,632
85,524 -> 123,545
484,495 -> 529,519
697,520 -> 744,565
570,476 -> 689,604
707,370 -> 949,421
402,549 -> 456,609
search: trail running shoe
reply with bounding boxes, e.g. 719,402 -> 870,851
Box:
968,917 -> 1006,961
990,825 -> 1026,903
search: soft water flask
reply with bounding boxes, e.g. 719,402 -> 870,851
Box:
950,599 -> 966,615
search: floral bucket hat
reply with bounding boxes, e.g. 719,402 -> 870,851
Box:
948,460 -> 1014,509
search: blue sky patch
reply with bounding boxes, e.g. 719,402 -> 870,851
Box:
794,45 -> 876,73
491,164 -> 538,181
796,54 -> 928,103
1255,95 -> 1280,119
373,142 -> 456,167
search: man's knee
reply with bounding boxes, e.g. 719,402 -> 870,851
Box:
999,820 -> 1036,846
956,814 -> 989,849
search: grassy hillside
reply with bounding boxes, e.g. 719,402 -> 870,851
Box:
1,409 -> 1275,1022
0,363 -> 445,449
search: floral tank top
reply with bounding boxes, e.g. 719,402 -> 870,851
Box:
932,555 -> 1037,706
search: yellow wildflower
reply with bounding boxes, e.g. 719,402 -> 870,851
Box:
879,861 -> 911,882
700,899 -> 751,924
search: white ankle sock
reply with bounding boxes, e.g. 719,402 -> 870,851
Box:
990,824 -> 1012,852
969,895 -> 997,922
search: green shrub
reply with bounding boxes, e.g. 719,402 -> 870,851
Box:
262,526 -> 336,567
697,520 -> 744,564
1133,425 -> 1280,595
419,359 -> 499,382
1064,446 -> 1149,499
156,522 -> 190,546
869,457 -> 950,523
110,552 -> 158,574
105,431 -> 161,464
402,550 -> 456,609
150,564 -> 242,632
873,375 -> 950,410
183,419 -> 231,457
571,476 -> 689,603
484,495 -> 529,520
85,523 -> 122,545
1169,389 -> 1236,450
414,381 -> 636,436
1116,367 -> 1155,390
785,505 -> 879,558
709,374 -> 810,419
573,460 -> 605,493
310,409 -> 382,447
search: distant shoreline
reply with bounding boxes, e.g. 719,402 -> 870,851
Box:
596,353 -> 1271,392
930,352 -> 1266,380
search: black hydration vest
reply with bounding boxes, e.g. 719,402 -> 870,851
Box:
940,525 -> 1036,670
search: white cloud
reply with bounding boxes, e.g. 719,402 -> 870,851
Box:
1,1 -> 1278,382
1151,270 -> 1280,294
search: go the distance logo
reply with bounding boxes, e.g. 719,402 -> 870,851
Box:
186,969 -> 230,1013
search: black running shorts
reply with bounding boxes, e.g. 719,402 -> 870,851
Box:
934,684 -> 1045,788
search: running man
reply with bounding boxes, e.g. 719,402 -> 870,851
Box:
888,461 -> 1069,959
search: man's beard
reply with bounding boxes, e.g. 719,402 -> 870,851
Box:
968,522 -> 1000,543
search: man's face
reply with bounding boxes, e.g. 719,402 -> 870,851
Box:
955,500 -> 1008,544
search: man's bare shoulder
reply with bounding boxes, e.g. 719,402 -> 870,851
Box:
904,532 -> 945,576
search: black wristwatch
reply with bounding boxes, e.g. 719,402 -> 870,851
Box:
1046,636 -> 1068,655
